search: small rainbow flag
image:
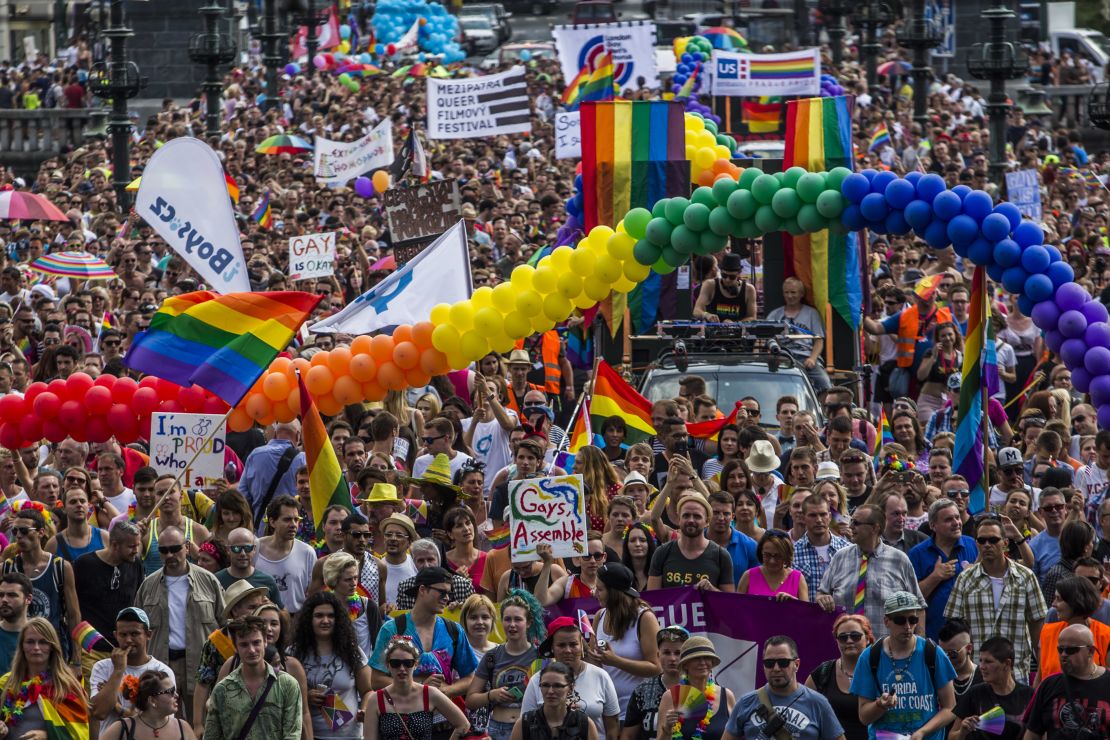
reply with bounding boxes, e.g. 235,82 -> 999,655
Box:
487,523 -> 510,549
868,123 -> 892,152
224,173 -> 240,204
748,50 -> 818,81
299,370 -> 355,537
581,52 -> 616,103
252,191 -> 273,229
589,360 -> 656,444
874,407 -> 893,469
741,99 -> 782,133
72,620 -> 106,652
577,609 -> 594,638
568,399 -> 593,453
562,66 -> 589,109
676,63 -> 700,99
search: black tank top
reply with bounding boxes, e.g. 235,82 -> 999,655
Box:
705,279 -> 753,322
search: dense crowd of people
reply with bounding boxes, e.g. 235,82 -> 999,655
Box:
0,5 -> 1109,740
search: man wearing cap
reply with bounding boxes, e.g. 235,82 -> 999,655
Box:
864,275 -> 952,398
504,349 -> 544,416
90,606 -> 175,734
989,446 -> 1040,511
214,528 -> 283,608
648,492 -> 735,592
693,251 -> 757,323
723,635 -> 844,740
623,625 -> 688,740
816,504 -> 923,638
192,579 -> 270,734
851,592 -> 958,740
379,511 -> 419,607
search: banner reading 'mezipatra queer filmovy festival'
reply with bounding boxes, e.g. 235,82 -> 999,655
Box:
426,66 -> 531,140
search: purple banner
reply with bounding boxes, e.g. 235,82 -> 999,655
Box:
548,588 -> 840,694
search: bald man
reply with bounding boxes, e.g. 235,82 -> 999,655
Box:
1023,624 -> 1110,739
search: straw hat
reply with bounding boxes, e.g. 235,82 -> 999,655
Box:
745,440 -> 781,474
400,453 -> 459,493
223,579 -> 270,620
359,482 -> 401,505
379,512 -> 419,542
679,636 -> 720,667
507,349 -> 532,366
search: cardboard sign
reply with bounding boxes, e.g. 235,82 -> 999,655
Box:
1005,169 -> 1042,222
288,231 -> 335,281
555,111 -> 581,160
150,413 -> 226,488
509,474 -> 587,563
383,180 -> 461,243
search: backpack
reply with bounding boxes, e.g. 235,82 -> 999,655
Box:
868,635 -> 938,693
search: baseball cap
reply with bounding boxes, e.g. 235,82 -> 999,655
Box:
997,447 -> 1023,468
117,607 -> 150,628
884,591 -> 926,615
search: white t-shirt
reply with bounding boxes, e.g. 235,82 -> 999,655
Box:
462,412 -> 518,493
105,488 -> 136,514
90,655 -> 175,733
384,555 -> 417,605
165,575 -> 188,650
411,451 -> 474,481
255,539 -> 317,613
988,484 -> 1042,511
521,662 -> 619,736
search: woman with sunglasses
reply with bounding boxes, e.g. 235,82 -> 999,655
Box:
534,536 -> 606,607
737,530 -> 808,601
804,615 -> 873,740
454,462 -> 492,551
363,636 -> 470,740
512,662 -> 598,740
654,636 -> 735,739
100,669 -> 194,740
1037,576 -> 1110,685
291,591 -> 373,740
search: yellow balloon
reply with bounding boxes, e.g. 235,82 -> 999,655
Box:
460,331 -> 489,362
569,249 -> 596,276
694,147 -> 715,170
714,144 -> 732,161
474,306 -> 503,336
616,220 -> 627,234
698,131 -> 716,149
573,292 -> 597,310
558,272 -> 583,299
532,314 -> 556,334
612,276 -> 637,293
489,333 -> 515,354
448,301 -> 474,331
549,246 -> 574,272
533,266 -> 557,295
471,286 -> 494,310
515,289 -> 543,317
607,232 -> 635,261
491,283 -> 516,313
446,351 -> 468,372
624,259 -> 651,282
685,112 -> 705,132
504,311 -> 532,339
583,275 -> 612,301
589,225 -> 615,246
511,264 -> 535,289
431,324 -> 461,354
685,143 -> 697,161
543,293 -> 572,322
430,302 -> 451,326
595,254 -> 623,284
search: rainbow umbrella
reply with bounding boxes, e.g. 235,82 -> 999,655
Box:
877,60 -> 912,76
255,134 -> 314,154
0,191 -> 68,222
700,27 -> 747,50
30,251 -> 117,280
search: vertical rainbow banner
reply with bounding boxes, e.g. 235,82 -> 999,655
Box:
783,95 -> 861,329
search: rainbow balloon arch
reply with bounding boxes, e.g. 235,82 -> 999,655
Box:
0,113 -> 1105,448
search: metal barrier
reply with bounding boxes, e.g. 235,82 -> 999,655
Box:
0,108 -> 105,175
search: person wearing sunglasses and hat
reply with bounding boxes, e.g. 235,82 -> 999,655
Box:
654,636 -> 736,739
693,251 -> 756,325
400,453 -> 463,539
850,591 -> 957,740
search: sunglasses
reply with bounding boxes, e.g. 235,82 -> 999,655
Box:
849,519 -> 874,528
836,631 -> 864,643
976,536 -> 1003,545
158,544 -> 184,555
947,489 -> 970,498
10,527 -> 36,537
584,552 -> 606,561
421,435 -> 444,445
1041,504 -> 1066,513
540,682 -> 569,691
425,585 -> 452,601
388,658 -> 416,669
229,544 -> 254,554
889,615 -> 920,626
1057,645 -> 1090,656
348,531 -> 372,539
152,688 -> 178,697
762,658 -> 795,669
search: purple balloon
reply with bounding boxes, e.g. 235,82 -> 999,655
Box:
1086,346 -> 1110,376
1091,375 -> 1110,407
1045,329 -> 1065,354
1098,404 -> 1110,430
1083,301 -> 1110,325
1055,283 -> 1090,313
1061,338 -> 1089,368
1030,300 -> 1062,331
354,176 -> 375,198
1087,322 -> 1110,350
1072,367 -> 1092,393
1059,310 -> 1089,339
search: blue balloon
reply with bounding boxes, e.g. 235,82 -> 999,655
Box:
1025,273 -> 1055,303
915,174 -> 947,204
904,200 -> 932,232
841,204 -> 867,231
870,171 -> 898,194
1002,266 -> 1029,294
987,263 -> 1006,284
1086,347 -> 1110,376
932,191 -> 963,221
860,193 -> 889,222
950,184 -> 971,200
993,239 -> 1021,268
904,171 -> 923,187
681,53 -> 693,63
962,191 -> 994,222
841,174 -> 871,204
1020,245 -> 1051,275
968,238 -> 994,266
946,215 -> 979,248
1045,244 -> 1063,263
1072,368 -> 1092,393
980,213 -> 1011,243
860,168 -> 878,183
884,179 -> 916,209
1046,329 -> 1067,354
1048,261 -> 1075,289
340,23 -> 352,39
924,220 -> 949,248
575,173 -> 583,189
1013,221 -> 1044,248
993,202 -> 1022,231
885,210 -> 911,235
1018,295 -> 1036,319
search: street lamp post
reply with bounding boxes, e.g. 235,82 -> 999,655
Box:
895,0 -> 941,130
819,0 -> 850,69
967,5 -> 1028,187
189,2 -> 237,139
854,1 -> 894,100
259,0 -> 285,111
292,0 -> 321,76
88,0 -> 145,214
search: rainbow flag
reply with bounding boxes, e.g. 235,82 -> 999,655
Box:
580,100 -> 688,230
742,100 -> 783,133
687,401 -> 744,441
40,693 -> 89,740
487,522 -> 510,549
252,191 -> 273,229
874,407 -> 893,469
580,52 -> 616,103
569,399 -> 593,453
783,95 -> 861,330
562,66 -> 590,108
123,291 -> 322,406
868,123 -> 891,152
748,50 -> 818,81
298,370 -> 354,536
224,173 -> 240,203
953,266 -> 995,514
589,360 -> 656,444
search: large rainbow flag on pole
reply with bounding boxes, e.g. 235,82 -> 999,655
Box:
298,370 -> 354,535
123,291 -> 322,406
589,360 -> 656,444
783,95 -> 861,329
953,266 -> 996,514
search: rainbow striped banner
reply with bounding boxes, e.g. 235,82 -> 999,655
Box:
711,48 -> 820,97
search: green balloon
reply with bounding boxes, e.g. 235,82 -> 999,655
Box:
771,188 -> 801,219
645,217 -> 674,247
705,120 -> 718,136
707,206 -> 740,237
632,237 -> 662,266
661,245 -> 685,267
691,186 -> 716,208
697,231 -> 728,254
773,171 -> 785,184
624,208 -> 653,240
783,217 -> 805,236
671,225 -> 699,254
825,167 -> 852,191
751,174 -> 780,205
653,256 -> 676,275
796,173 -> 826,204
683,203 -> 711,231
815,189 -> 845,219
737,167 -> 761,190
727,189 -> 757,220
782,166 -> 807,189
753,205 -> 782,234
796,204 -> 826,233
651,199 -> 669,219
664,197 -> 690,226
711,177 -> 738,206
738,220 -> 762,238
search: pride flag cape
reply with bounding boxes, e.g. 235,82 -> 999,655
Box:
783,95 -> 862,329
41,693 -> 89,740
298,371 -> 355,536
123,291 -> 322,406
589,360 -> 656,444
580,100 -> 688,230
953,266 -> 997,514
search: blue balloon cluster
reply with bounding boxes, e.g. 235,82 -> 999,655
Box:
672,51 -> 707,97
820,74 -> 845,98
566,173 -> 585,222
371,0 -> 466,64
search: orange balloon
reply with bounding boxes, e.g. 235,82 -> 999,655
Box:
714,172 -> 734,183
392,325 -> 414,345
272,400 -> 296,423
262,372 -> 290,401
712,158 -> 732,174
393,341 -> 419,370
333,375 -> 362,405
351,335 -> 373,355
256,410 -> 276,428
288,387 -> 303,416
370,334 -> 395,364
372,170 -> 390,193
228,408 -> 253,433
327,347 -> 352,377
245,393 -> 271,421
412,321 -> 435,349
420,348 -> 449,376
349,354 -> 378,382
405,367 -> 431,388
310,351 -> 330,368
696,169 -> 715,186
361,380 -> 386,402
292,357 -> 311,377
305,365 -> 335,396
270,356 -> 293,375
317,394 -> 344,416
377,361 -> 405,391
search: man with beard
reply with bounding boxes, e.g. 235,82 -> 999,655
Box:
839,450 -> 873,511
90,607 -> 174,734
74,520 -> 144,681
379,512 -> 419,608
307,512 -> 387,603
647,493 -> 735,592
1024,624 -> 1110,739
0,573 -> 32,673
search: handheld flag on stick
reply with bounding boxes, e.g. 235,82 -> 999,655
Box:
298,370 -> 355,536
252,191 -> 273,229
953,266 -> 996,514
868,123 -> 892,152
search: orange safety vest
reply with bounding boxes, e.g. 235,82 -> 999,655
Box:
504,380 -> 544,415
895,305 -> 952,368
514,331 -> 561,395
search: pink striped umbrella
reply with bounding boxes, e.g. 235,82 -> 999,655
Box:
0,191 -> 69,221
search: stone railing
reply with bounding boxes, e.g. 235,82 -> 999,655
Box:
0,108 -> 104,176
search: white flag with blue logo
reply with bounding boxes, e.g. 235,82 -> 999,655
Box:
309,220 -> 472,335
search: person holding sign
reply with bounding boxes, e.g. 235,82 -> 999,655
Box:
533,535 -> 606,607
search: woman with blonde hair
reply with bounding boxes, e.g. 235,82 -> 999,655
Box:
573,446 -> 622,533
414,393 -> 441,421
383,390 -> 425,441
805,614 -> 874,739
460,593 -> 498,660
323,551 -> 381,657
814,479 -> 850,535
0,617 -> 88,737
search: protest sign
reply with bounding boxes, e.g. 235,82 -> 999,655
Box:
1005,169 -> 1042,222
288,232 -> 336,281
711,48 -> 821,97
552,21 -> 658,90
314,120 -> 394,187
509,474 -> 587,562
383,180 -> 461,243
549,588 -> 840,694
427,67 -> 530,140
149,412 -> 227,488
555,111 -> 581,160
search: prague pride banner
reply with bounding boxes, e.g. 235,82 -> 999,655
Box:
548,588 -> 840,694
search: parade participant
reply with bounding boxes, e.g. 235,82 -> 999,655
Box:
602,496 -> 637,560
308,512 -> 386,604
805,615 -> 873,740
100,669 -> 196,740
396,539 -> 474,610
378,512 -> 420,607
215,527 -> 284,607
364,635 -> 471,740
445,506 -> 487,595
793,493 -> 851,597
648,493 -> 734,592
589,563 -> 661,719
239,421 -> 304,531
460,594 -> 497,661
910,498 -> 979,640
0,618 -> 88,739
90,607 -> 175,734
47,486 -> 108,563
511,662 -> 598,740
0,574 -> 31,675
534,536 -> 606,606
738,530 -> 807,601
141,476 -> 210,576
949,636 -> 1032,740
654,635 -> 739,740
620,522 -> 658,593
255,495 -> 317,614
73,520 -> 144,679
1024,624 -> 1110,739
705,491 -> 758,583
622,625 -> 687,740
1037,576 -> 1110,682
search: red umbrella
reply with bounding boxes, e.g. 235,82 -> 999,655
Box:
0,191 -> 69,221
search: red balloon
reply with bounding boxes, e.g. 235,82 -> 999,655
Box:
131,387 -> 160,415
0,423 -> 23,449
179,385 -> 205,413
85,386 -> 114,415
86,415 -> 112,444
32,392 -> 61,419
65,372 -> 95,400
157,379 -> 183,401
93,374 -> 116,388
0,394 -> 25,423
58,400 -> 87,429
23,382 -> 47,405
138,376 -> 159,390
112,377 -> 138,405
202,396 -> 229,414
18,415 -> 42,442
107,404 -> 138,442
159,400 -> 183,414
41,419 -> 67,443
47,379 -> 67,398
138,414 -> 153,441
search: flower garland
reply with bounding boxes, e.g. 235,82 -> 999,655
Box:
671,675 -> 717,740
0,674 -> 48,728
